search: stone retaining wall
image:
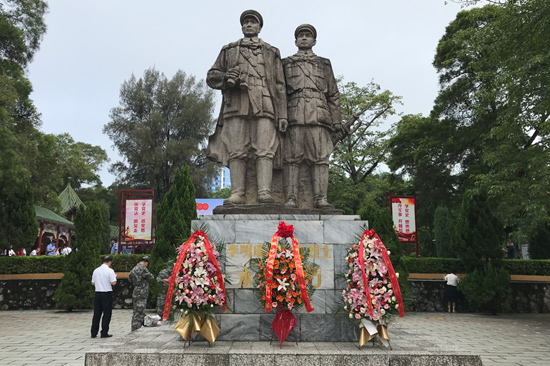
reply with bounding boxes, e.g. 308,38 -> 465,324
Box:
2,278 -> 549,313
408,280 -> 550,313
0,279 -> 133,310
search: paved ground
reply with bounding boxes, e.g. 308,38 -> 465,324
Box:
0,310 -> 549,365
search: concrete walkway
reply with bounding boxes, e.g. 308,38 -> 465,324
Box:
0,310 -> 549,365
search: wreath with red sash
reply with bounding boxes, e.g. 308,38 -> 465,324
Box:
250,222 -> 319,345
342,228 -> 405,347
162,230 -> 228,345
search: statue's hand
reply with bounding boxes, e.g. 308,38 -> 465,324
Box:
278,119 -> 288,133
225,67 -> 240,87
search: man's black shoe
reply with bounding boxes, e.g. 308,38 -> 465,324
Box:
91,334 -> 97,338
100,334 -> 113,338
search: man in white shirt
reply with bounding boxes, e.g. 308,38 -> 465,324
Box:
444,273 -> 460,313
91,256 -> 117,338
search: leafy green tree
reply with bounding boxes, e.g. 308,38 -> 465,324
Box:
328,80 -> 401,214
0,0 -> 48,69
211,187 -> 231,199
387,114 -> 463,228
0,126 -> 37,249
104,67 -> 218,201
454,191 -> 504,272
54,201 -> 103,311
434,206 -> 453,258
528,222 -> 550,260
471,0 -> 550,233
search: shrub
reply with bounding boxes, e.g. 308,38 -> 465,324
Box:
54,202 -> 103,310
0,254 -> 143,274
528,222 -> 550,259
403,257 -> 465,274
458,261 -> 511,314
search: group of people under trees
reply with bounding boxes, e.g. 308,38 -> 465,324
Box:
0,238 -> 72,257
90,255 -> 173,338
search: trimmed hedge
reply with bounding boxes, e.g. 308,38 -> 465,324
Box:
403,257 -> 550,276
0,254 -> 143,274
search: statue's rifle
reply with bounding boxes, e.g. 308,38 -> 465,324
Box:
332,111 -> 363,145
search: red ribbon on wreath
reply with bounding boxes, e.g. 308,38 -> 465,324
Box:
162,230 -> 228,320
359,229 -> 405,318
264,222 -> 314,313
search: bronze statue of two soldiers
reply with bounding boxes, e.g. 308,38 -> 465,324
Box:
207,10 -> 344,210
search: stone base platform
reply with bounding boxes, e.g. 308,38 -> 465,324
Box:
85,322 -> 482,366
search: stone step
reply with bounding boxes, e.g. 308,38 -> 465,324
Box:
85,323 -> 482,366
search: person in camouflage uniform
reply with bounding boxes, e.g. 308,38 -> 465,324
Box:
128,256 -> 154,331
155,260 -> 174,317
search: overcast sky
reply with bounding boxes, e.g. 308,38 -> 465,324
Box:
27,1 -> 467,187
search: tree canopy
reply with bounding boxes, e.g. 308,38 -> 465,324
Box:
328,80 -> 402,214
104,67 -> 219,200
389,1 -> 550,236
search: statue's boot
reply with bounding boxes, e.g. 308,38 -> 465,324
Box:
284,164 -> 299,208
313,164 -> 332,208
224,159 -> 246,205
257,158 -> 275,204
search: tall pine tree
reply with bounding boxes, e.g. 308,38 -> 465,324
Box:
454,191 -> 504,272
54,202 -> 103,310
150,165 -> 197,274
434,206 -> 453,258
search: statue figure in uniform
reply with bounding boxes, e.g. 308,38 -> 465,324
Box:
282,24 -> 342,208
206,10 -> 288,205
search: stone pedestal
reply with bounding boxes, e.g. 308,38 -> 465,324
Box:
85,323 -> 483,366
191,214 -> 368,341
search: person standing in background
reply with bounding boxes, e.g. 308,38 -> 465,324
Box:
444,272 -> 460,313
91,256 -> 117,338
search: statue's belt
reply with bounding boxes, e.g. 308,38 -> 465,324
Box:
288,89 -> 325,101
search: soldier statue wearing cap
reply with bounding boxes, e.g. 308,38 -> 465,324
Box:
128,256 -> 154,331
282,24 -> 342,208
206,10 -> 288,205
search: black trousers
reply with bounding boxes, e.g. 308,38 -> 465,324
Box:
91,291 -> 113,336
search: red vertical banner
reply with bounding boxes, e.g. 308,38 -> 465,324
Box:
124,199 -> 153,241
389,195 -> 418,257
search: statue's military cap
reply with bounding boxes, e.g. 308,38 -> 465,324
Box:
240,10 -> 263,27
294,24 -> 317,39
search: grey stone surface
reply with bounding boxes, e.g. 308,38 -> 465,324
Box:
234,289 -> 264,314
234,220 -> 281,243
2,309 -> 547,366
325,289 -> 343,314
286,220 -> 325,244
333,244 -> 349,290
193,220 -> 236,244
324,220 -> 367,244
84,320 -> 482,366
296,290 -> 325,314
218,314 -> 260,341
